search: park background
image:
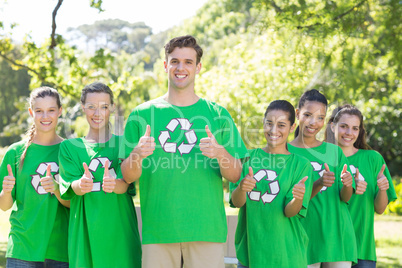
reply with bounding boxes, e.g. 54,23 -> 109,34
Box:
0,0 -> 401,267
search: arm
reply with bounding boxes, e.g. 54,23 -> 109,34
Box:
53,189 -> 70,208
374,164 -> 390,214
0,191 -> 13,211
374,190 -> 389,214
216,149 -> 242,183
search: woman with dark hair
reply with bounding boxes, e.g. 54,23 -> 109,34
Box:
58,82 -> 141,267
0,87 -> 69,267
326,104 -> 397,268
289,89 -> 357,268
230,100 -> 313,268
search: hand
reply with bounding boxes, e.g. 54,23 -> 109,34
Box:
321,163 -> 335,187
377,164 -> 389,191
2,164 -> 15,193
240,167 -> 256,192
354,168 -> 367,195
78,163 -> 93,194
40,164 -> 57,193
293,176 -> 308,200
341,164 -> 353,188
134,125 -> 155,159
199,125 -> 224,159
102,160 -> 116,193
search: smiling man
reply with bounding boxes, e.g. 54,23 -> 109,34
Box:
120,35 -> 248,268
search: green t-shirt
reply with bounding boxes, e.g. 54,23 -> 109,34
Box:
229,149 -> 313,268
119,97 -> 249,244
0,141 -> 69,262
59,135 -> 141,267
347,149 -> 397,261
288,142 -> 357,265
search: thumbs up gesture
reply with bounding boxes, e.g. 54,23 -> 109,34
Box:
240,167 -> 256,192
102,160 -> 116,193
2,164 -> 15,193
293,176 -> 308,200
200,125 -> 224,159
320,163 -> 335,187
40,164 -> 57,193
134,125 -> 155,159
341,164 -> 353,188
354,168 -> 367,195
377,164 -> 389,191
78,163 -> 94,194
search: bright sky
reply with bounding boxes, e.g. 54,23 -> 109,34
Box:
0,0 -> 209,43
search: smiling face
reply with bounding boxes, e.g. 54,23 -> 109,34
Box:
296,101 -> 327,139
29,96 -> 62,134
82,92 -> 114,133
264,109 -> 296,148
164,47 -> 201,92
332,114 -> 360,149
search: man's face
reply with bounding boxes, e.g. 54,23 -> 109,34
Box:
164,47 -> 201,91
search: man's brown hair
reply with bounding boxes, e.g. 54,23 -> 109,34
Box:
164,35 -> 203,64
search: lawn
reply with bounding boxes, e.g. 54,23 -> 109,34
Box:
0,209 -> 401,267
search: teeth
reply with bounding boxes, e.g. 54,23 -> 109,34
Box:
93,119 -> 102,123
176,75 -> 186,78
41,122 -> 51,125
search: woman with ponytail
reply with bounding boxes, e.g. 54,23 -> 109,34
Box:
288,89 -> 357,267
0,87 -> 69,267
326,104 -> 397,268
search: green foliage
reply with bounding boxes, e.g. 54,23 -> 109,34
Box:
387,181 -> 402,216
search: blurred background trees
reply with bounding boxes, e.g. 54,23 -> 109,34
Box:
0,0 -> 400,181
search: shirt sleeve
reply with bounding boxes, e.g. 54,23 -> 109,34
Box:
214,107 -> 249,161
58,141 -> 81,200
119,109 -> 143,161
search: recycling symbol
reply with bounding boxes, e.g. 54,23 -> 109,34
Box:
87,157 -> 116,192
247,169 -> 280,204
349,165 -> 365,181
158,118 -> 198,155
31,162 -> 59,195
311,162 -> 327,193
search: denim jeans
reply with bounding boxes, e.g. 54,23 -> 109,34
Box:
352,259 -> 376,268
6,258 -> 68,268
237,261 -> 249,268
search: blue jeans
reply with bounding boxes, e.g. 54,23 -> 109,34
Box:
6,258 -> 68,268
352,259 -> 376,268
237,261 -> 249,268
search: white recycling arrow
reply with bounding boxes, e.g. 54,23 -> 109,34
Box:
311,162 -> 322,172
248,190 -> 261,201
166,119 -> 179,132
158,131 -> 171,146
